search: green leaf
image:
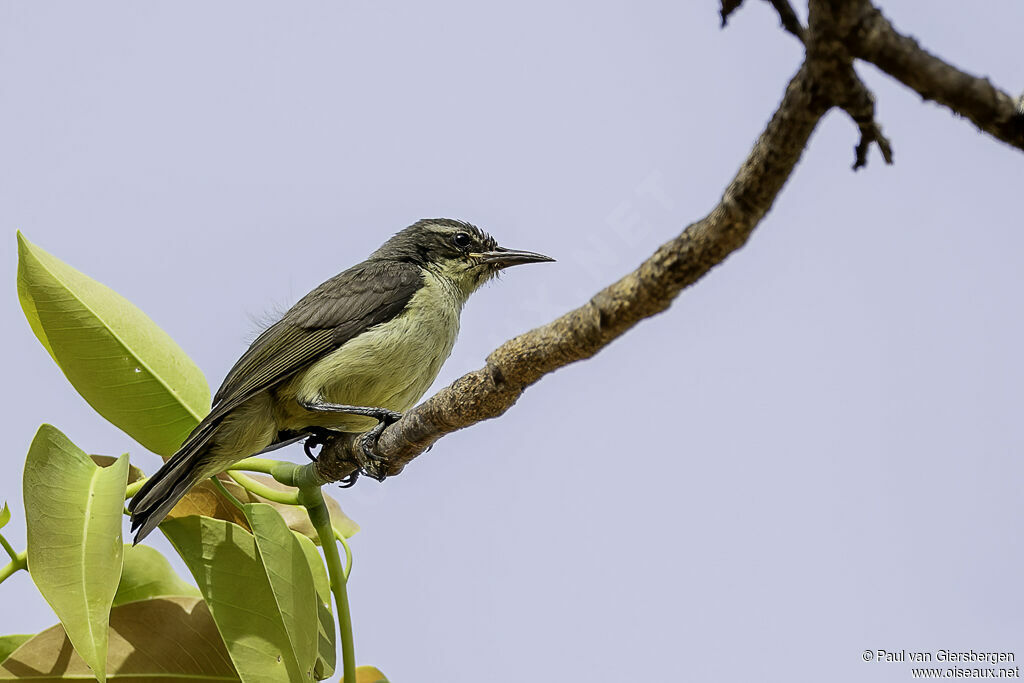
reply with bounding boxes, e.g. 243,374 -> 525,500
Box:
0,503 -> 9,531
0,597 -> 239,680
162,512 -> 321,682
295,533 -> 336,680
23,425 -> 130,683
244,504 -> 319,679
113,544 -> 200,607
16,232 -> 210,456
0,636 -> 31,666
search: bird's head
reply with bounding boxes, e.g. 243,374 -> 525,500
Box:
374,218 -> 554,297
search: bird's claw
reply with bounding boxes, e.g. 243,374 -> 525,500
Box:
337,470 -> 360,488
356,410 -> 402,482
304,430 -> 362,487
303,428 -> 334,462
357,438 -> 388,482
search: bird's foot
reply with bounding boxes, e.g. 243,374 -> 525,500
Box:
357,409 -> 402,482
337,470 -> 360,489
298,401 -> 402,483
301,427 -> 361,488
302,427 -> 337,462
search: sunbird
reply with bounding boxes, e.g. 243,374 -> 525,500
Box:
128,219 -> 552,542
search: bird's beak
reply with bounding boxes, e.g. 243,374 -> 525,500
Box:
470,246 -> 555,268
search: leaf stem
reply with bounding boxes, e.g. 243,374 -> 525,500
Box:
124,477 -> 146,500
301,486 -> 356,683
226,471 -> 301,506
228,457 -> 283,475
124,458 -> 304,505
334,526 -> 353,580
0,532 -> 19,564
211,477 -> 245,511
0,551 -> 27,585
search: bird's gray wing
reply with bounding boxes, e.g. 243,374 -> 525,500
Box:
128,260 -> 423,540
207,260 -> 423,421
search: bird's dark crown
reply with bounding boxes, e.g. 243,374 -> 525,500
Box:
371,218 -> 497,266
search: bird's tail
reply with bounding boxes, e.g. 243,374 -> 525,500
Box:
128,424 -> 220,544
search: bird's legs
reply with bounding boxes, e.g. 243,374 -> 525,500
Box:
298,398 -> 402,482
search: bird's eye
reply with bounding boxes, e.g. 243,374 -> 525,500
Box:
452,232 -> 472,248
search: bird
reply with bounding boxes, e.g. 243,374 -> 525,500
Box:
128,218 -> 553,542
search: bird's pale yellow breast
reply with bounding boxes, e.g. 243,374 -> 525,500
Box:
278,269 -> 466,432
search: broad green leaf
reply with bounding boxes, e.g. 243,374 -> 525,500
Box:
0,636 -> 31,666
162,514 -> 320,682
23,425 -> 129,683
0,597 -> 239,680
295,533 -> 335,680
340,666 -> 390,683
0,503 -> 9,530
294,534 -> 331,608
244,504 -> 319,679
15,236 -> 57,364
17,232 -> 210,456
113,544 -> 200,606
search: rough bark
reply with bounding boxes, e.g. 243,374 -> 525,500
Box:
848,2 -> 1024,152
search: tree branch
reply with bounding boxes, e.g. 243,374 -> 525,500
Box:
766,0 -> 807,42
720,0 -> 745,28
806,0 -> 893,169
745,0 -> 892,170
313,62 -> 833,483
846,2 -> 1024,152
309,0 -> 1017,485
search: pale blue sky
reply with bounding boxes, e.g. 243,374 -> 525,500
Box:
2,2 -> 1023,681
